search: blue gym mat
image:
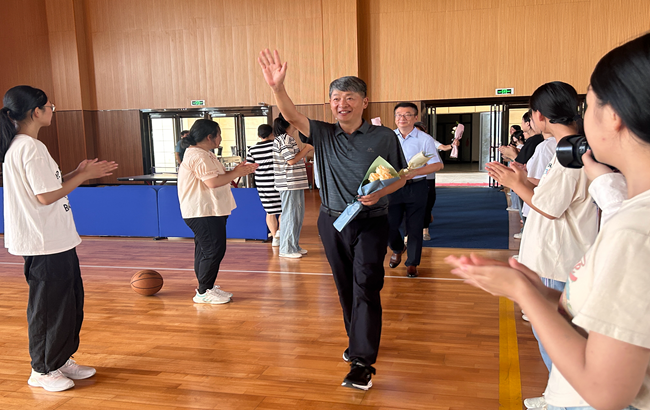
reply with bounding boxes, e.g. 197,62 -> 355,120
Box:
424,187 -> 509,249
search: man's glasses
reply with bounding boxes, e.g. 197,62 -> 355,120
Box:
394,113 -> 415,119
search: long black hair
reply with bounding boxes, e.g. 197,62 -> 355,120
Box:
1,85 -> 48,162
273,113 -> 290,137
590,32 -> 650,145
530,81 -> 583,134
182,119 -> 221,149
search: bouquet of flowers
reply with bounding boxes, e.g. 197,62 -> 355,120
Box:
333,153 -> 434,231
450,123 -> 465,159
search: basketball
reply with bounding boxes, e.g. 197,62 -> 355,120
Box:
130,270 -> 163,296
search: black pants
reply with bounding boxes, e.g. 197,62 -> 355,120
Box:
184,216 -> 228,294
423,178 -> 436,228
318,211 -> 388,366
24,248 -> 84,374
388,179 -> 428,267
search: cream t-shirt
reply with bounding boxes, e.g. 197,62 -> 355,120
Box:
177,146 -> 236,218
518,155 -> 598,281
522,137 -> 556,217
2,134 -> 81,255
545,187 -> 650,409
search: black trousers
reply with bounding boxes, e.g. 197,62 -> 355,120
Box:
388,179 -> 428,267
184,216 -> 228,294
24,248 -> 84,374
318,211 -> 388,366
423,178 -> 436,228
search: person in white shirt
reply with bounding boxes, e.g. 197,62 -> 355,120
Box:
177,119 -> 257,304
446,32 -> 650,410
1,85 -> 117,392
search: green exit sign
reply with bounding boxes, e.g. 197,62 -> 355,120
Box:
191,100 -> 205,106
496,88 -> 514,95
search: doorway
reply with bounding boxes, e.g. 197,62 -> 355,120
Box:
140,106 -> 270,186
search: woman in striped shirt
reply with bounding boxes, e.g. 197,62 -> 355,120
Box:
247,124 -> 282,246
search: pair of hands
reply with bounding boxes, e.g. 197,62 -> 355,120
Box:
444,254 -> 556,305
75,159 -> 119,180
232,162 -> 259,178
487,150 -> 613,189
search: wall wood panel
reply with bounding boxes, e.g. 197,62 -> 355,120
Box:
0,0 -> 55,99
322,0 -> 359,101
359,0 -> 650,101
55,111 -> 88,174
92,110 -> 143,184
87,0 -> 327,110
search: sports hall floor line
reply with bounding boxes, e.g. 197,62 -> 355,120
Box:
499,296 -> 524,409
0,261 -> 464,280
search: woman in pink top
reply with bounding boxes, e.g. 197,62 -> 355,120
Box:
177,119 -> 257,305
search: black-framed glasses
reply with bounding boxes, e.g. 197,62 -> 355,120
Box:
394,113 -> 415,119
43,104 -> 56,112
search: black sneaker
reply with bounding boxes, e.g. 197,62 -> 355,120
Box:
341,360 -> 375,390
342,348 -> 350,362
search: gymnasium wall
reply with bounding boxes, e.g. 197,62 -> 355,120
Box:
0,0 -> 648,182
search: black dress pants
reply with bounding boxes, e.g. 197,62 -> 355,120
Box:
423,178 -> 436,228
24,248 -> 84,374
317,211 -> 389,366
388,178 -> 428,266
184,216 -> 228,294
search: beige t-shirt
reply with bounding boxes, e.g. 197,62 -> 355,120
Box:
518,155 -> 598,281
546,188 -> 650,409
2,135 -> 81,255
177,147 -> 236,218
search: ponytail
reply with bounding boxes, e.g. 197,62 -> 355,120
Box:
0,107 -> 17,162
1,85 -> 48,162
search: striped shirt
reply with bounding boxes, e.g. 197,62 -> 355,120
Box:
272,133 -> 309,191
247,140 -> 282,214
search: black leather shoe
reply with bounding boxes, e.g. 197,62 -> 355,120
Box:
389,249 -> 405,268
407,265 -> 418,278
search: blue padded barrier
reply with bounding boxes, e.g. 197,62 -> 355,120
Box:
68,186 -> 159,237
157,186 -> 267,240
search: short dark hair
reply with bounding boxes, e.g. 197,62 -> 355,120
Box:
590,32 -> 650,146
510,124 -> 521,132
180,130 -> 189,136
257,124 -> 273,139
522,110 -> 531,123
414,121 -> 427,132
394,102 -> 419,116
329,76 -> 367,98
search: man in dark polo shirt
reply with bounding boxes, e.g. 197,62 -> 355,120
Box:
258,49 -> 410,390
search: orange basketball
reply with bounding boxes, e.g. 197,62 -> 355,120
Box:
130,270 -> 163,296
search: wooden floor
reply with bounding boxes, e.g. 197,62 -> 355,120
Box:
0,190 -> 547,409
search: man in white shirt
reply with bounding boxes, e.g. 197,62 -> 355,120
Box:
388,103 -> 444,277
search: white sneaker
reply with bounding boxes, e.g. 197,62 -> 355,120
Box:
423,229 -> 431,241
513,232 -> 522,239
210,286 -> 233,299
272,236 -> 280,247
524,396 -> 545,409
298,248 -> 308,255
28,369 -> 75,392
279,252 -> 302,259
58,358 -> 96,380
193,289 -> 230,304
